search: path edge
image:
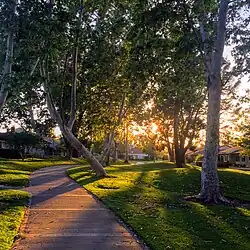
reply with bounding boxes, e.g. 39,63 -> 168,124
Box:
67,166 -> 150,250
11,165 -> 78,249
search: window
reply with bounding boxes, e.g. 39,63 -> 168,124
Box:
236,155 -> 240,161
225,155 -> 229,162
241,156 -> 246,162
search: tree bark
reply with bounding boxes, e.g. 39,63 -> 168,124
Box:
28,97 -> 36,132
0,0 -> 17,112
61,126 -> 106,177
114,141 -> 118,162
200,80 -> 222,201
100,95 -> 125,165
173,101 -> 183,167
169,150 -> 175,162
41,65 -> 106,177
199,0 -> 230,203
124,122 -> 129,163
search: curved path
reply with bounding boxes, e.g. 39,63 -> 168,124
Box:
12,166 -> 144,250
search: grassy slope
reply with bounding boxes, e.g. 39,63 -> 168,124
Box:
68,163 -> 250,250
0,158 -> 78,250
0,159 -> 80,187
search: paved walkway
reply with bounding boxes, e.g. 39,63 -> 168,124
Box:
12,166 -> 144,250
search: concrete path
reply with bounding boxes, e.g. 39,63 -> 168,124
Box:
12,166 -> 144,250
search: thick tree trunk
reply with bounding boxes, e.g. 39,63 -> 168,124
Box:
62,126 -> 107,177
200,79 -> 222,202
175,147 -> 186,168
105,151 -> 111,166
101,132 -> 114,166
166,138 -> 175,162
199,0 -> 229,203
63,137 -> 73,159
44,74 -> 107,177
169,150 -> 175,162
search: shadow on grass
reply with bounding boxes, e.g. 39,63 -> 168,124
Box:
69,163 -> 250,250
0,190 -> 29,210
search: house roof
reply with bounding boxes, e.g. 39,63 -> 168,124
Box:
191,146 -> 231,156
129,147 -> 144,154
219,147 -> 242,155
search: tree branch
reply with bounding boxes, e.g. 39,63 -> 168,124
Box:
67,1 -> 84,130
40,61 -> 63,127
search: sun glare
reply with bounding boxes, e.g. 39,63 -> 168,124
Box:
53,126 -> 61,137
151,123 -> 158,133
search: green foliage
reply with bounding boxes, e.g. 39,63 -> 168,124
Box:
195,154 -> 204,162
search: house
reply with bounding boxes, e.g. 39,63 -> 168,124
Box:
218,147 -> 250,168
0,129 -> 63,158
119,145 -> 148,160
129,147 -> 148,160
0,132 -> 11,149
186,145 -> 231,163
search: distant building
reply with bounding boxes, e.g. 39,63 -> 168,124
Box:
0,129 -> 63,158
186,146 -> 231,163
129,147 -> 148,160
218,147 -> 250,168
187,145 -> 250,168
119,145 -> 148,160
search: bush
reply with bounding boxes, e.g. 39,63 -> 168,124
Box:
0,149 -> 22,159
195,154 -> 203,162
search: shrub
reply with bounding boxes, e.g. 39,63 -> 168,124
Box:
0,148 -> 22,159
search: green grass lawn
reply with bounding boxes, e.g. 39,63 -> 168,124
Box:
68,162 -> 250,250
0,158 -> 79,250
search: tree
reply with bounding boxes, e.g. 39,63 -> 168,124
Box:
179,0 -> 231,202
0,0 -> 17,112
7,131 -> 40,157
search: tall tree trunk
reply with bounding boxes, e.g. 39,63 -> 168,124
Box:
62,126 -> 107,177
166,138 -> 175,162
199,0 -> 229,203
178,147 -> 186,167
41,1 -> 106,177
101,133 -> 113,166
101,96 -> 125,165
174,101 -> 182,167
114,141 -> 118,162
28,98 -> 36,132
64,136 -> 73,159
45,85 -> 106,176
105,151 -> 111,166
200,78 -> 222,201
0,0 -> 17,112
169,149 -> 175,162
124,122 -> 129,163
42,69 -> 106,177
